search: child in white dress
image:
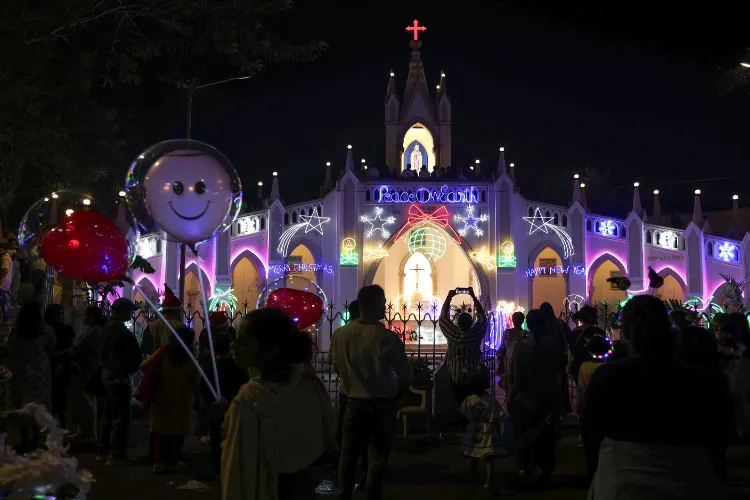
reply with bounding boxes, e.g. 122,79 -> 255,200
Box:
459,372 -> 507,488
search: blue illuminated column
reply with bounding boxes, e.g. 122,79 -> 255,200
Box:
625,212 -> 645,291
742,234 -> 750,279
213,229 -> 231,294
494,175 -> 514,306
566,202 -> 587,300
684,223 -> 705,300
267,200 -> 286,273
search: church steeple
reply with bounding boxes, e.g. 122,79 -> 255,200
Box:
385,20 -> 450,173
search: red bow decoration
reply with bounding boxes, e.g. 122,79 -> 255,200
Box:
392,205 -> 462,243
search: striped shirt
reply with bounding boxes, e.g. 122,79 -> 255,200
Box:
439,311 -> 488,385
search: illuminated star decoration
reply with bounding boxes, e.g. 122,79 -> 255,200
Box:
598,220 -> 616,237
277,207 -> 330,256
209,287 -> 238,317
361,207 -> 396,238
470,247 -> 496,270
523,207 -> 574,258
364,244 -> 389,262
454,205 -> 488,237
718,241 -> 736,262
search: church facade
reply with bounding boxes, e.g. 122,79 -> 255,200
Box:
129,23 -> 750,350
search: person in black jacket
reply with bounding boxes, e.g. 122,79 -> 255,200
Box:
98,298 -> 142,466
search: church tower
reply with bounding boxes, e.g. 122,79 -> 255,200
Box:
384,20 -> 451,175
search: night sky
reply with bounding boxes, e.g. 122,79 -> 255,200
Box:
129,1 -> 750,218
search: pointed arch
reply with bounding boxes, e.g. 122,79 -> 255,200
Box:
134,276 -> 158,304
586,252 -> 628,300
653,267 -> 687,302
231,249 -> 267,314
527,245 -> 569,311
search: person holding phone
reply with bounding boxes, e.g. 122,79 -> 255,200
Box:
439,287 -> 488,406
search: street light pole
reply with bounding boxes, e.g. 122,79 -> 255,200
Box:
177,76 -> 250,304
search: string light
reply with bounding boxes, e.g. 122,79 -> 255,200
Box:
522,208 -> 574,258
470,248 -> 495,270
453,204 -> 488,237
361,206 -> 396,238
497,241 -> 516,268
364,244 -> 389,262
277,207 -> 330,257
340,238 -> 358,265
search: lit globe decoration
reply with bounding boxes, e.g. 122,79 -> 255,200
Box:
256,275 -> 328,339
407,226 -> 447,262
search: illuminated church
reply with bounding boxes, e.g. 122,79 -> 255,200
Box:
129,21 -> 750,349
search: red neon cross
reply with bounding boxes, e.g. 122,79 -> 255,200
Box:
406,19 -> 426,41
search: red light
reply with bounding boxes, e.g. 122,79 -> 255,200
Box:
68,239 -> 80,249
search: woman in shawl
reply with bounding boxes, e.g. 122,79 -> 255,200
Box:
5,301 -> 56,410
582,295 -> 732,499
221,309 -> 336,500
507,309 -> 567,483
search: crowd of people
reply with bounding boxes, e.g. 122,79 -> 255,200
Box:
1,275 -> 749,499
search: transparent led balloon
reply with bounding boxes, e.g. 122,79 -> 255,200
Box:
18,190 -> 137,282
256,275 -> 329,335
125,139 -> 243,250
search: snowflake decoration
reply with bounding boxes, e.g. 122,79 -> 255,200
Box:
361,207 -> 396,238
453,205 -> 488,237
598,220 -> 616,237
718,241 -> 737,262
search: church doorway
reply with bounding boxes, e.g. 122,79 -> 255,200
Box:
231,255 -> 264,315
369,225 -> 481,345
183,266 -> 211,336
530,247 -> 567,314
289,244 -> 317,284
589,258 -> 627,305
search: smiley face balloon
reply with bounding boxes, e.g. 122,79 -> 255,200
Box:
126,140 -> 242,249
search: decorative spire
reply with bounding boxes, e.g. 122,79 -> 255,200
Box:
436,71 -> 448,100
508,162 -> 517,190
731,194 -> 744,234
402,20 -> 430,117
572,174 -> 582,204
320,162 -> 333,197
652,190 -> 662,222
257,181 -> 264,201
497,147 -> 507,175
632,182 -> 642,215
385,70 -> 397,100
270,172 -> 280,201
344,145 -> 354,173
692,189 -> 703,225
580,182 -> 588,209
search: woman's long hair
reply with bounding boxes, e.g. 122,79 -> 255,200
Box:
14,301 -> 43,339
166,326 -> 195,366
621,295 -> 674,359
239,308 -> 313,378
540,302 -> 566,350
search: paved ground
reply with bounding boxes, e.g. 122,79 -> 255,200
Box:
72,415 -> 750,499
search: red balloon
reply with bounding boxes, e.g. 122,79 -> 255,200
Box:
267,288 -> 325,330
40,211 -> 130,282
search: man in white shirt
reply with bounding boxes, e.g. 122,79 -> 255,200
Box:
332,285 -> 412,500
0,241 -> 13,321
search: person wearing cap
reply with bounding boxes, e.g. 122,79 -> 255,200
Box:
141,285 -> 185,355
0,240 -> 13,322
97,297 -> 142,466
